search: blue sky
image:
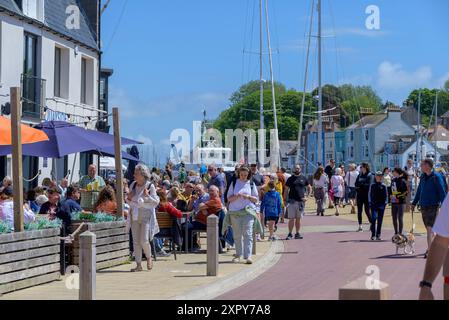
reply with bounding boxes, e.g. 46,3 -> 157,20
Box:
101,0 -> 449,165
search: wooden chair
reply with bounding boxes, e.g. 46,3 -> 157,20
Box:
152,212 -> 177,261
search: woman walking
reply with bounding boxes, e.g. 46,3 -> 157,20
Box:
127,164 -> 160,272
355,163 -> 374,232
391,168 -> 408,235
331,168 -> 345,216
313,167 -> 328,216
345,164 -> 359,214
225,166 -> 262,265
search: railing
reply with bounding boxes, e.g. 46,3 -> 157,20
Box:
21,74 -> 46,119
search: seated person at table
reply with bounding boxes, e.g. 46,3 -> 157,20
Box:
60,185 -> 83,215
187,184 -> 210,214
187,186 -> 225,252
94,186 -> 118,215
39,188 -> 71,231
0,176 -> 12,194
157,189 -> 182,219
0,187 -> 36,229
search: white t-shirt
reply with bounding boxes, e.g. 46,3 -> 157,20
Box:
313,175 -> 328,189
345,171 -> 359,188
433,194 -> 449,238
227,179 -> 259,212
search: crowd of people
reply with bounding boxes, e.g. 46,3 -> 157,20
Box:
312,158 -> 448,248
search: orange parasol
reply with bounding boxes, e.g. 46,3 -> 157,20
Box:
0,116 -> 49,146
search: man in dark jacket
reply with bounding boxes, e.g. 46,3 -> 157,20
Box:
412,158 -> 447,257
355,163 -> 374,232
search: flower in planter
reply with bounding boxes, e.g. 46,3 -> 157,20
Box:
0,220 -> 13,234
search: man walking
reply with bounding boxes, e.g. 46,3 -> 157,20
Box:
419,192 -> 449,300
207,165 -> 226,203
412,159 -> 447,258
284,165 -> 312,240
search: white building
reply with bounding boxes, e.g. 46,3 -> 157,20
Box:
0,0 -> 104,189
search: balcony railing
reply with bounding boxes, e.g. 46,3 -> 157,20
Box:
21,74 -> 46,119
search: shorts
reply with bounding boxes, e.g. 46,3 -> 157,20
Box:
286,201 -> 305,219
334,197 -> 341,205
265,216 -> 279,224
347,187 -> 357,199
420,206 -> 439,228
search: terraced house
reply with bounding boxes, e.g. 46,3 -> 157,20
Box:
345,107 -> 416,171
0,0 -> 110,189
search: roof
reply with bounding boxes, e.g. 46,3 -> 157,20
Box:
427,125 -> 449,142
0,0 -> 98,51
346,112 -> 387,130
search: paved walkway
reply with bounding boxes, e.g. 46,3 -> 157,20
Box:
218,212 -> 444,300
1,238 -> 274,300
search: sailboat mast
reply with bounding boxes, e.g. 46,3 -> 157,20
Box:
265,0 -> 280,169
259,0 -> 264,133
296,0 -> 315,166
435,90 -> 439,160
317,0 -> 323,165
416,90 -> 422,167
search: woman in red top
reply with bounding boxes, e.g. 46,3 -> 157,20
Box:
157,189 -> 182,219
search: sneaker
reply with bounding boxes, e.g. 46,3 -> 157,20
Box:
376,236 -> 382,241
156,250 -> 171,258
245,258 -> 253,265
371,236 -> 376,241
357,226 -> 363,232
286,234 -> 293,240
232,257 -> 241,263
295,233 -> 303,240
256,234 -> 262,242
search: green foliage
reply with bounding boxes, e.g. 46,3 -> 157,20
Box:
25,218 -> 62,231
444,79 -> 449,92
71,212 -> 123,223
406,88 -> 449,127
215,81 -> 383,140
0,218 -> 62,235
0,220 -> 12,234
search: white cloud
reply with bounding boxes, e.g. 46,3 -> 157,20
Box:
323,27 -> 390,38
377,61 -> 432,90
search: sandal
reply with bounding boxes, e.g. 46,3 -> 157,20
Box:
131,265 -> 143,272
147,259 -> 154,270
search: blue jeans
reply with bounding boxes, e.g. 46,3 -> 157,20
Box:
230,214 -> 255,259
370,205 -> 386,238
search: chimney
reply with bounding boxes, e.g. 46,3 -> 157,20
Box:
78,0 -> 100,42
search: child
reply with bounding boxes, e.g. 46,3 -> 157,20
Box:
260,181 -> 282,241
368,172 -> 389,241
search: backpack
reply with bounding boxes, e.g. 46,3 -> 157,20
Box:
224,177 -> 256,205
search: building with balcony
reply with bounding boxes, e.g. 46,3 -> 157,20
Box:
0,0 -> 103,189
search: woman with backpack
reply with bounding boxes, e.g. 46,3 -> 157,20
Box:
331,168 -> 345,216
390,167 -> 408,236
355,163 -> 374,232
313,167 -> 328,216
126,164 -> 160,272
224,166 -> 262,265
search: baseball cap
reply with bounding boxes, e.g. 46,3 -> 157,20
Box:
375,171 -> 383,176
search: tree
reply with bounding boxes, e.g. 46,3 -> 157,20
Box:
229,81 -> 286,105
444,79 -> 449,92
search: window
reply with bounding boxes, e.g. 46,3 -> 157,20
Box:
364,146 -> 369,158
22,33 -> 40,117
81,57 -> 94,105
350,147 -> 354,158
15,0 -> 44,21
365,130 -> 369,141
54,47 -> 69,99
350,131 -> 354,142
81,58 -> 87,104
54,47 -> 61,97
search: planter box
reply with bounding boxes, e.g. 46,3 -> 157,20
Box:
0,228 -> 61,295
68,221 -> 129,270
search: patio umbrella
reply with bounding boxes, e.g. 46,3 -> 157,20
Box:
91,146 -> 140,162
0,121 -> 141,158
0,116 -> 49,145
